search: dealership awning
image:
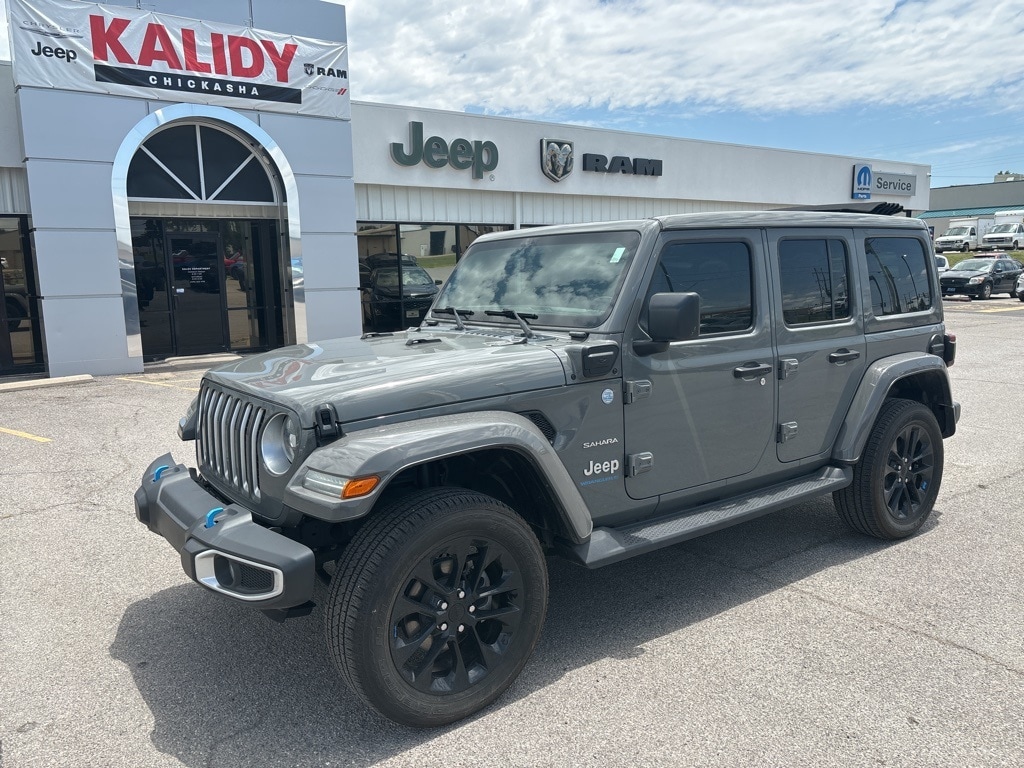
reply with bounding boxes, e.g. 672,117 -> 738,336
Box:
918,205 -> 1024,219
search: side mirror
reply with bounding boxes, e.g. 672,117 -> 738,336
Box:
635,292 -> 700,355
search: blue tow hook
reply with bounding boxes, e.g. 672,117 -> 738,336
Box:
152,465 -> 170,482
204,507 -> 225,529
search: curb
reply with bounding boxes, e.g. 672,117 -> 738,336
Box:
0,374 -> 95,393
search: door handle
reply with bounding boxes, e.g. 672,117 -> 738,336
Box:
733,362 -> 772,378
828,349 -> 861,364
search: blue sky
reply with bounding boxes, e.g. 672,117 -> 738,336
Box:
4,0 -> 1024,188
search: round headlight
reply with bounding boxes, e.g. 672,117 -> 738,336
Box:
261,413 -> 301,475
283,415 -> 300,463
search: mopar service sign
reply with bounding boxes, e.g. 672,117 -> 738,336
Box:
873,171 -> 917,196
853,163 -> 917,198
8,0 -> 349,118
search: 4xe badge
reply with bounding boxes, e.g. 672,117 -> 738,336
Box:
541,139 -> 573,182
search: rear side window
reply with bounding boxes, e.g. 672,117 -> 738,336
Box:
648,241 -> 753,335
779,238 -> 850,325
865,237 -> 932,315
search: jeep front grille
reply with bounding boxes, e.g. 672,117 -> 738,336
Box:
197,385 -> 267,500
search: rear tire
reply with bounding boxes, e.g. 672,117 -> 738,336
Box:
325,487 -> 548,727
834,398 -> 943,540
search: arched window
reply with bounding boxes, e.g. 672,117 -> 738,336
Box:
127,124 -> 276,204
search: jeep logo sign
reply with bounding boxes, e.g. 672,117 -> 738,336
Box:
391,121 -> 499,179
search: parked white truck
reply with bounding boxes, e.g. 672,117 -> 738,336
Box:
980,210 -> 1024,252
934,216 -> 994,253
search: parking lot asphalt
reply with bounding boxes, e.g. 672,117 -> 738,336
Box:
1,305 -> 1022,768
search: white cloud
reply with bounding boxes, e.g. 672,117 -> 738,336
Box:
339,0 -> 1024,117
3,0 -> 1022,121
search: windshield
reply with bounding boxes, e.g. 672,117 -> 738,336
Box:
943,227 -> 969,236
374,266 -> 434,288
989,224 -> 1015,233
954,259 -> 992,271
434,230 -> 641,328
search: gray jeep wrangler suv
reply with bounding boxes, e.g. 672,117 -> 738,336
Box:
135,211 -> 959,726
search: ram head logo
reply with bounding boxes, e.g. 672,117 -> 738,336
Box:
541,139 -> 574,182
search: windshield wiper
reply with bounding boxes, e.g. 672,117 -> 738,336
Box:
485,308 -> 538,338
433,306 -> 474,330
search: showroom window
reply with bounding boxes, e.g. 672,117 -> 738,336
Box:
356,221 -> 512,333
127,124 -> 275,203
0,216 -> 44,374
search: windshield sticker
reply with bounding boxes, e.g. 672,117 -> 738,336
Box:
610,247 -> 626,263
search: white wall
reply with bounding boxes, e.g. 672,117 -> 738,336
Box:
0,63 -> 22,168
351,101 -> 931,224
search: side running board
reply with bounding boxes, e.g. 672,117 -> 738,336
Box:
568,466 -> 852,568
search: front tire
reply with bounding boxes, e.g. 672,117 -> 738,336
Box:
979,281 -> 993,300
834,398 -> 943,540
325,488 -> 548,727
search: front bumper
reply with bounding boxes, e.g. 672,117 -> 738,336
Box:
134,453 -> 316,610
941,284 -> 983,297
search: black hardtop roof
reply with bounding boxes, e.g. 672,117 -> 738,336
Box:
476,211 -> 927,242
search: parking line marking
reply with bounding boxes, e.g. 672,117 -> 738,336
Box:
116,377 -> 200,392
0,427 -> 52,443
977,306 -> 1024,313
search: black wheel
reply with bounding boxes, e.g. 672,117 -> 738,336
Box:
325,488 -> 548,727
960,242 -> 969,252
834,398 -> 943,539
1018,292 -> 1024,303
979,281 -> 993,300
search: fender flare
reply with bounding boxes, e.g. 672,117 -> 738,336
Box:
832,352 -> 956,464
283,410 -> 594,542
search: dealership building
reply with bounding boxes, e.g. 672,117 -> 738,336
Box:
0,0 -> 931,378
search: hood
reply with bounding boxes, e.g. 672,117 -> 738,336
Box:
205,328 -> 569,426
373,284 -> 437,299
942,267 -> 988,277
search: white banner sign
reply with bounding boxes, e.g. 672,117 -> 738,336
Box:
8,0 -> 350,118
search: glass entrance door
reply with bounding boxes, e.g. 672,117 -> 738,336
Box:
1,217 -> 43,375
166,232 -> 227,355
